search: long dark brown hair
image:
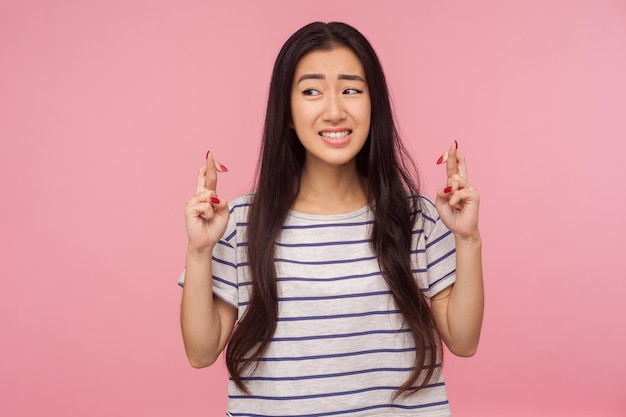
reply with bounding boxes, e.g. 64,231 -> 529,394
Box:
226,21 -> 442,399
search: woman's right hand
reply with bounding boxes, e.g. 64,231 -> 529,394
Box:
184,152 -> 229,252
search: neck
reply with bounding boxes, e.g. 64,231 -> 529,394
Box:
293,159 -> 368,215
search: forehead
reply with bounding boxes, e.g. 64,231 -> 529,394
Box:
294,47 -> 365,79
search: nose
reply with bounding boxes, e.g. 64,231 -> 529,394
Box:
322,94 -> 346,123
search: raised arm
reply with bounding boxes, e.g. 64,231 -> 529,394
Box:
430,141 -> 484,357
181,152 -> 237,367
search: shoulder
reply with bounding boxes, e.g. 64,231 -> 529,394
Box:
410,194 -> 452,243
228,193 -> 254,210
217,194 -> 255,243
404,192 -> 440,227
226,193 -> 255,219
418,195 -> 440,225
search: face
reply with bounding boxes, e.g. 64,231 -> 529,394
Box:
290,47 -> 371,169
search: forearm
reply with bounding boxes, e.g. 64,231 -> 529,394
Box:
445,233 -> 484,356
180,247 -> 226,367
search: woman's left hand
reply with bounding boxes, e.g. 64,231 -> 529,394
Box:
435,141 -> 480,240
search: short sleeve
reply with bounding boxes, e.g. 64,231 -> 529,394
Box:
419,197 -> 457,297
177,199 -> 245,309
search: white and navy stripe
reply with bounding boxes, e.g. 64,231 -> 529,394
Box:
180,193 -> 456,416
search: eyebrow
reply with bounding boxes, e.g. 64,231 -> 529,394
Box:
297,73 -> 366,83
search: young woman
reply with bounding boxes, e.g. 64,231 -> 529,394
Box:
180,21 -> 483,417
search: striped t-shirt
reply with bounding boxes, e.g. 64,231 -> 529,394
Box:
180,193 -> 456,416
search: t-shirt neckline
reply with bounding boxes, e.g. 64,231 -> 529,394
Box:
287,204 -> 370,221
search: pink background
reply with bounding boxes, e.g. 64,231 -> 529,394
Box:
1,0 -> 625,415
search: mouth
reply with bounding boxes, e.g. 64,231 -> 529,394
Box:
319,130 -> 351,139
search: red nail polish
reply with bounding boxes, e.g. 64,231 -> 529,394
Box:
455,140 -> 458,149
205,150 -> 210,159
444,186 -> 452,194
210,197 -> 220,204
220,164 -> 229,172
436,156 -> 444,165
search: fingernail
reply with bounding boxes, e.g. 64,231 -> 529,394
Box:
436,155 -> 444,165
210,197 -> 220,204
205,150 -> 210,159
220,164 -> 229,172
444,186 -> 452,194
455,140 -> 458,149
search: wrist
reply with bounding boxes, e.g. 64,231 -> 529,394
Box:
454,230 -> 481,246
186,244 -> 215,257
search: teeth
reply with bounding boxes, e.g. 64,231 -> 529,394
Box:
320,131 -> 350,139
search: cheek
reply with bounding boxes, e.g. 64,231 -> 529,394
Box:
360,102 -> 372,125
292,102 -> 317,127
351,97 -> 371,122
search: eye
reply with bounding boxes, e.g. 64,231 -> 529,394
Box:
302,88 -> 321,96
343,88 -> 362,95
